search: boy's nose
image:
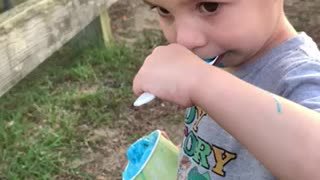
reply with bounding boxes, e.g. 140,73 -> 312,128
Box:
175,23 -> 206,51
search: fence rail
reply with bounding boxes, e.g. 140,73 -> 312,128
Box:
0,0 -> 117,97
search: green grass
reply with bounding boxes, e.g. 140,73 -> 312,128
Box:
0,30 -> 165,179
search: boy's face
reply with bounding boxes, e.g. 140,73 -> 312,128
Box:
144,0 -> 284,66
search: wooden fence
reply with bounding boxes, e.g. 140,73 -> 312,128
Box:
1,0 -> 12,11
0,0 -> 118,97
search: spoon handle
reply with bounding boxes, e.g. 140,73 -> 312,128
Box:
133,56 -> 220,107
133,92 -> 156,107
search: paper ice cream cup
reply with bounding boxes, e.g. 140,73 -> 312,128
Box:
122,130 -> 179,180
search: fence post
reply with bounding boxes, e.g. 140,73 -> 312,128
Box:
0,0 -> 119,97
100,8 -> 114,47
3,0 -> 12,11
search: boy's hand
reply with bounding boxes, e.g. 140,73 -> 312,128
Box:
133,44 -> 206,107
160,131 -> 170,140
161,131 -> 181,149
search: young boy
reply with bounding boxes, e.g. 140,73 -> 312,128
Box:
133,0 -> 320,179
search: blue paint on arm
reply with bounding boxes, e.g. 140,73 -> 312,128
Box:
273,96 -> 282,114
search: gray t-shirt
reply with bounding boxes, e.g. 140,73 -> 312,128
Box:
177,32 -> 320,180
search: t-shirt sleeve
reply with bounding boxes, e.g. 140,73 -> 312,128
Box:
279,60 -> 320,113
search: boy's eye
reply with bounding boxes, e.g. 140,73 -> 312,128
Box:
156,7 -> 171,16
199,2 -> 219,13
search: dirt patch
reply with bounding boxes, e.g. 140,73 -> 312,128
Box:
285,0 -> 320,46
109,0 -> 160,44
77,100 -> 184,180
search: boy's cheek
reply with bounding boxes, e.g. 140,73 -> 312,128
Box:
159,22 -> 176,43
163,30 -> 175,43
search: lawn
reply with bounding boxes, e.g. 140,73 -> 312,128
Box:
0,30 -> 184,179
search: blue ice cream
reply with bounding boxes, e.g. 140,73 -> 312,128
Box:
122,131 -> 158,180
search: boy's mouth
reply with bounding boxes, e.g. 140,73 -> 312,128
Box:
203,53 -> 225,66
204,56 -> 218,64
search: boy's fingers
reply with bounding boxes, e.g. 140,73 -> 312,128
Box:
161,131 -> 170,140
132,74 -> 144,96
161,131 -> 181,148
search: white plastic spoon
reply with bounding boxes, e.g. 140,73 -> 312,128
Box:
133,56 -> 219,107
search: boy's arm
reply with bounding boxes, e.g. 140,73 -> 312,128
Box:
192,65 -> 320,180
